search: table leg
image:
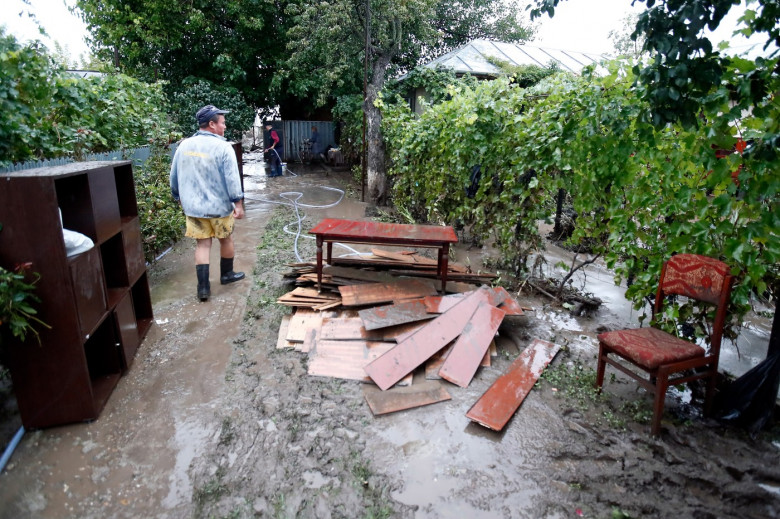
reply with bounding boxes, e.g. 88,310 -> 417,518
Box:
439,245 -> 449,294
316,236 -> 323,292
327,242 -> 333,264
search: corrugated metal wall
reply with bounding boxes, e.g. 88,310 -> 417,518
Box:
282,121 -> 335,162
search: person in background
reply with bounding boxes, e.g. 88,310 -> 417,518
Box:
170,104 -> 246,302
264,122 -> 284,177
310,125 -> 325,161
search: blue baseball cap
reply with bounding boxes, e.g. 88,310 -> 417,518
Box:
196,105 -> 229,125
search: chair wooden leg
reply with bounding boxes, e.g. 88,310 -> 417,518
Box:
651,373 -> 669,436
595,343 -> 607,392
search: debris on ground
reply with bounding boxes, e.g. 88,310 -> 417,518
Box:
274,251 -> 556,425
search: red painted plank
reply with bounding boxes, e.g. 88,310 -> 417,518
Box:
466,339 -> 560,431
490,286 -> 524,316
358,299 -> 434,330
425,342 -> 453,379
438,303 -> 505,388
364,288 -> 489,390
423,293 -> 466,313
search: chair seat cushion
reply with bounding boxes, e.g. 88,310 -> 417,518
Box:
597,327 -> 705,370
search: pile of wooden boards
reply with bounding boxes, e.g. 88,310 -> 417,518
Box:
277,248 -> 498,310
276,281 -> 561,431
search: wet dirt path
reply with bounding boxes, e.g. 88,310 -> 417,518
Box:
0,162 -> 283,518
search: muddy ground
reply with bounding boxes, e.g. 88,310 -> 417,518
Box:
1,157 -> 779,519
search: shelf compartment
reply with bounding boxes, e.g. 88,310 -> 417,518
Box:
114,291 -> 139,370
83,315 -> 123,416
114,163 -> 139,219
55,167 -> 122,243
100,232 -> 130,290
69,246 -> 108,338
87,167 -> 122,242
56,174 -> 96,241
122,217 -> 146,283
131,273 -> 154,340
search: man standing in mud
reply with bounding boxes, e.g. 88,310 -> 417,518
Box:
170,104 -> 246,302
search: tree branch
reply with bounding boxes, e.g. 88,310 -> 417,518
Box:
555,252 -> 603,299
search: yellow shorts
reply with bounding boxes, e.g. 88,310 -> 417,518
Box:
185,215 -> 234,239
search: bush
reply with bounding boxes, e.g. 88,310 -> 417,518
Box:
135,148 -> 186,262
168,78 -> 255,142
0,28 -> 175,165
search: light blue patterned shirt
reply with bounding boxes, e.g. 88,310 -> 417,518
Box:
170,131 -> 244,218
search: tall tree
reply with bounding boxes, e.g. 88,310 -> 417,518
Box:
608,13 -> 646,58
282,0 -> 533,204
75,0 -> 286,107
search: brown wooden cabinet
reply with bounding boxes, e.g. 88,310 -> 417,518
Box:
0,161 -> 153,429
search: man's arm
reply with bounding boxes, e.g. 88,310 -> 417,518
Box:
222,145 -> 245,219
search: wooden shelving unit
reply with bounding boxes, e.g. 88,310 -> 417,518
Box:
0,161 -> 153,429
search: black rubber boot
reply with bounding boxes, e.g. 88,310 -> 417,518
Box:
196,264 -> 210,301
220,257 -> 245,285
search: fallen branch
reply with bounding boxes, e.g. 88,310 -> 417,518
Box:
555,252 -> 602,300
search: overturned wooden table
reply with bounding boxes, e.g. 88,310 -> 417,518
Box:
309,218 -> 458,293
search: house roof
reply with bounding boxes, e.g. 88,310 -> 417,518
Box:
418,39 -> 605,76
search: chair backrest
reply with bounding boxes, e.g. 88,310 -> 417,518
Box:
659,254 -> 731,304
655,253 -> 734,354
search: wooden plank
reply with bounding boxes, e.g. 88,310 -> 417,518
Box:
466,339 -> 561,431
425,342 -> 454,379
490,286 -> 524,316
314,300 -> 342,311
386,321 -> 431,342
410,254 -> 439,266
438,303 -> 505,388
424,337 -> 490,374
424,293 -> 467,313
358,299 -> 434,330
371,248 -> 415,263
323,265 -> 396,283
278,295 -> 334,304
481,348 -> 491,367
300,324 -> 320,353
363,382 -> 451,415
307,340 -> 412,386
320,317 -> 427,341
498,298 -> 524,316
364,288 -> 489,390
320,317 -> 375,340
276,314 -> 295,349
286,309 -> 322,342
292,286 -> 341,300
338,278 -> 437,307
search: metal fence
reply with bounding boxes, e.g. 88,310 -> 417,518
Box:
0,144 -> 180,173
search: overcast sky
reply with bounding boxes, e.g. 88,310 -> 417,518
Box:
0,0 -> 769,64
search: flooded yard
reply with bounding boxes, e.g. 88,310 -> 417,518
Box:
0,152 -> 777,519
